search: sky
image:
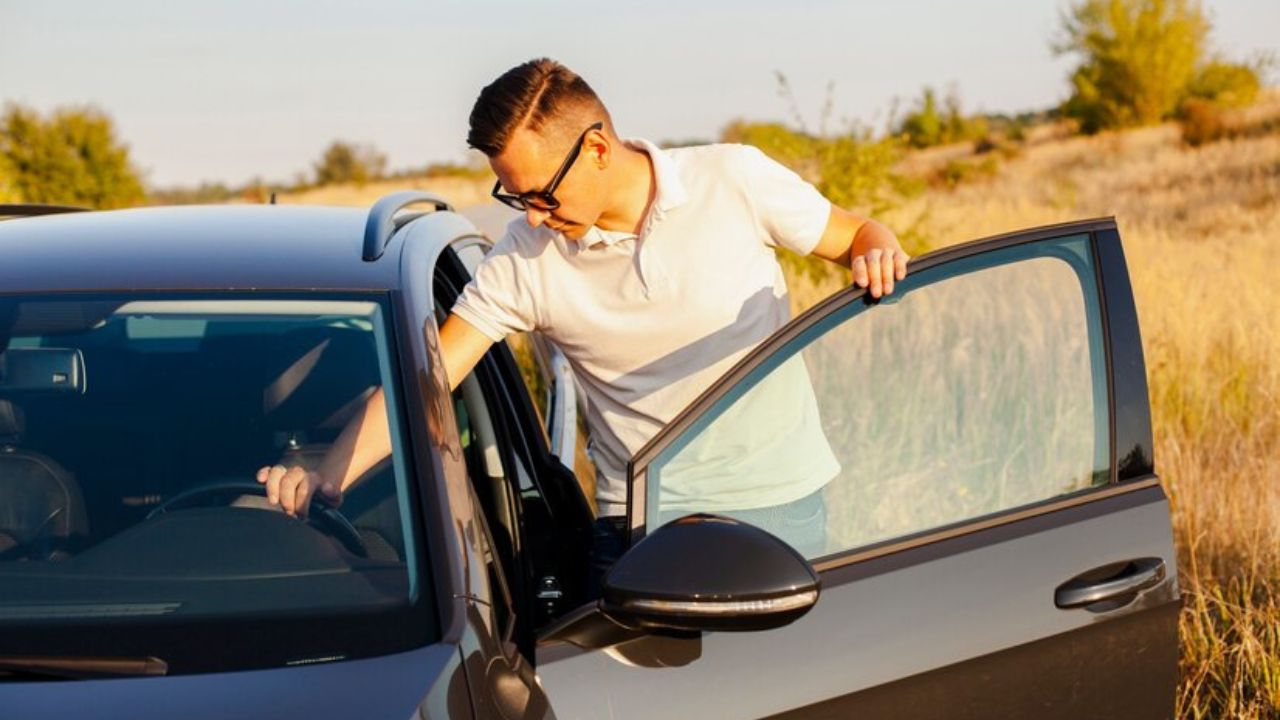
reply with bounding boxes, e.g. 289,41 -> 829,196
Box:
2,0 -> 1276,188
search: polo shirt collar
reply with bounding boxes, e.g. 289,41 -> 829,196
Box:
577,137 -> 687,250
625,137 -> 688,214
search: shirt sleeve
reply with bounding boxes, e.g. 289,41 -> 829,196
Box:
449,229 -> 539,342
737,144 -> 833,256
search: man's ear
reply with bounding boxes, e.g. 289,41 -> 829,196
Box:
585,129 -> 611,170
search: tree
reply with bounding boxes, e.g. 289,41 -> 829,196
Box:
0,103 -> 146,208
1056,0 -> 1211,132
312,141 -> 387,187
1057,0 -> 1265,133
0,152 -> 17,203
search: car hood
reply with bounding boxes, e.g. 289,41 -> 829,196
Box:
0,643 -> 463,720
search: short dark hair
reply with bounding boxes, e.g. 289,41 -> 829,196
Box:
467,58 -> 611,157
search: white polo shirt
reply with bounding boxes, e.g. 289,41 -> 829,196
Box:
452,139 -> 841,517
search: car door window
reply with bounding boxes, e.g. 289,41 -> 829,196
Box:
640,232 -> 1109,560
505,329 -> 597,511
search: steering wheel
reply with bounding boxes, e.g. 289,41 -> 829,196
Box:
145,480 -> 369,558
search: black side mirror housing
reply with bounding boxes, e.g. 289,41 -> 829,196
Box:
539,514 -> 820,649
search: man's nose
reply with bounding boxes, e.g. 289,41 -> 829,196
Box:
525,207 -> 550,228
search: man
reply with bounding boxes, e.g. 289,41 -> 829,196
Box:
258,58 -> 908,588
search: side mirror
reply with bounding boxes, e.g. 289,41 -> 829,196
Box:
539,514 -> 820,650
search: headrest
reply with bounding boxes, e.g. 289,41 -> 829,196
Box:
0,399 -> 24,437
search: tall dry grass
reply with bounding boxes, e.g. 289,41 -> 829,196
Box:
845,92 -> 1279,718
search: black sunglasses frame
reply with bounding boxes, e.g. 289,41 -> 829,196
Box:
491,121 -> 604,212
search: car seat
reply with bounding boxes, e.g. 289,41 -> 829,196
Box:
0,399 -> 88,560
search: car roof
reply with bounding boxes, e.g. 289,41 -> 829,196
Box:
0,204 -> 404,294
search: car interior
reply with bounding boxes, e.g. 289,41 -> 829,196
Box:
0,297 -> 412,601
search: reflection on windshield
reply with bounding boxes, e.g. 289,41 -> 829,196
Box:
0,294 -> 428,674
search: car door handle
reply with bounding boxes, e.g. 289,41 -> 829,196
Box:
1054,558 -> 1166,609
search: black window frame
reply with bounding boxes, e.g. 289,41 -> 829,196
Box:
433,250 -> 593,659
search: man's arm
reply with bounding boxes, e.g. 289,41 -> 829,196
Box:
809,205 -> 909,298
258,313 -> 495,517
438,312 -> 496,394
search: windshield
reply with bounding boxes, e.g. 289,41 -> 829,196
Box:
0,293 -> 433,676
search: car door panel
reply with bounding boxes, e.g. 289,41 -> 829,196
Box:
766,602 -> 1178,719
537,482 -> 1176,719
536,218 -> 1179,719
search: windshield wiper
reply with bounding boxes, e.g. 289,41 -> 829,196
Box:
0,655 -> 168,680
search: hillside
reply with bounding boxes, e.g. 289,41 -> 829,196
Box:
273,173 -> 492,209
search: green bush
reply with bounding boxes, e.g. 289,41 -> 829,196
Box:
1006,119 -> 1028,143
0,103 -> 146,209
313,140 -> 387,187
1186,60 -> 1262,109
896,87 -> 988,149
898,89 -> 944,148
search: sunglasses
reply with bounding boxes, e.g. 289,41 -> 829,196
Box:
492,121 -> 604,212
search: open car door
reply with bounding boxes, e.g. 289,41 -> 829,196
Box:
535,218 -> 1180,719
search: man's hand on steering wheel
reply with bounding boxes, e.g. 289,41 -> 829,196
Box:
255,465 -> 343,519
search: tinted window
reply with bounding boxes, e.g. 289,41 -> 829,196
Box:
0,294 -> 432,675
645,234 -> 1109,559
